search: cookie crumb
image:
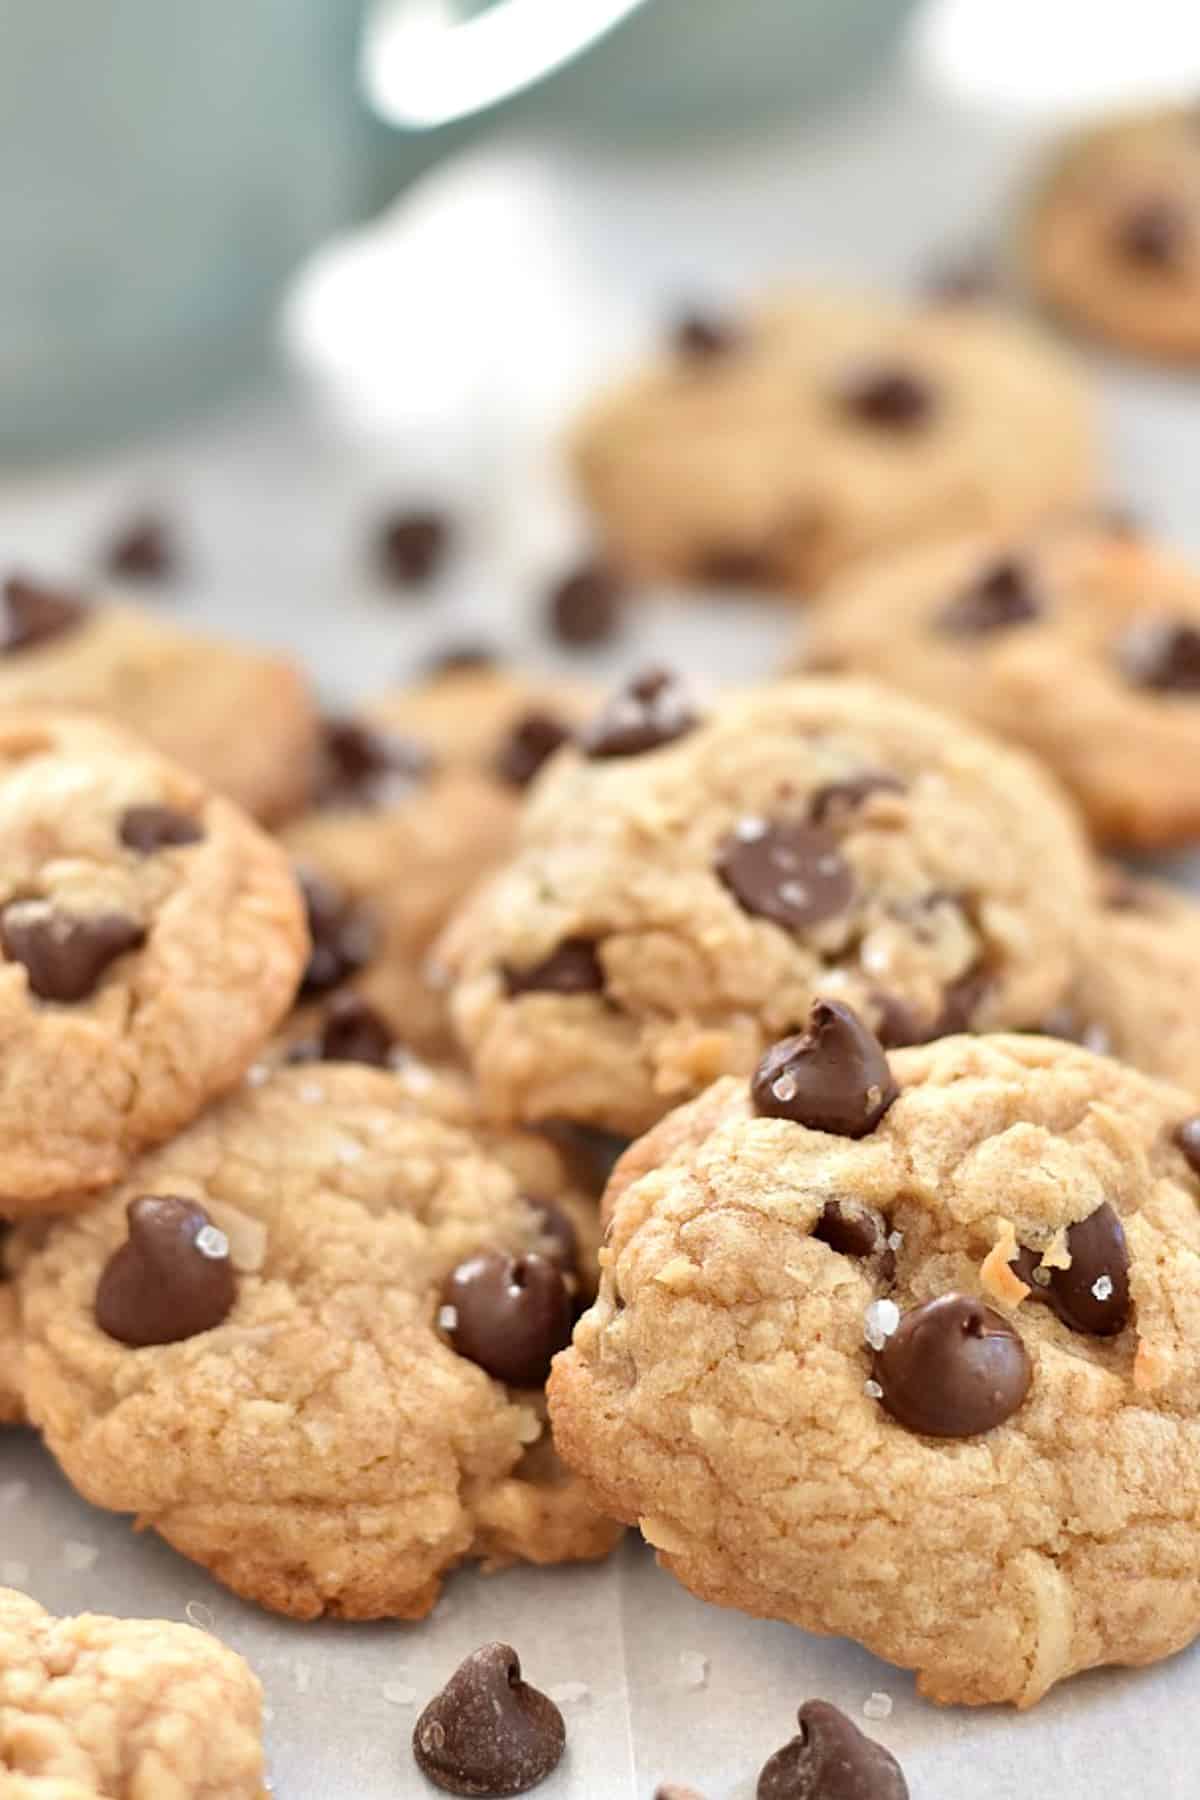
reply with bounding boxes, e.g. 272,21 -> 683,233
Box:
678,1651 -> 709,1690
863,1691 -> 893,1720
980,1220 -> 1031,1307
864,1298 -> 900,1350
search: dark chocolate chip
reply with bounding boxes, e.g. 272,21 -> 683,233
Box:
119,805 -> 205,853
296,865 -> 376,995
1,575 -> 87,654
547,559 -> 626,647
1013,1203 -> 1130,1336
527,1200 -> 580,1281
933,964 -> 991,1036
1114,196 -> 1187,270
424,641 -> 500,677
95,1196 -> 236,1347
874,1293 -> 1031,1437
579,667 -> 699,760
812,1200 -> 887,1260
413,1642 -> 565,1797
673,311 -> 741,360
493,711 -> 572,789
809,772 -> 905,826
1175,1114 -> 1200,1175
503,939 -> 604,998
693,545 -> 774,588
316,718 -> 433,810
871,990 -> 929,1050
104,512 -> 175,582
0,902 -> 145,1002
541,1122 -> 632,1195
717,820 -> 855,930
757,1699 -> 909,1800
839,366 -> 935,431
442,1251 -> 572,1388
316,991 -> 395,1067
751,1002 -> 898,1138
1116,618 -> 1200,692
935,557 -> 1041,637
376,509 -> 450,587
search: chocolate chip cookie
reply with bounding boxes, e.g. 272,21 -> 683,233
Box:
571,289 -> 1096,595
550,1027 -> 1200,1706
0,1585 -> 266,1796
0,712 -> 306,1216
13,1062 -> 619,1620
0,574 -> 317,822
802,516 -> 1200,846
0,1236 -> 22,1424
441,675 -> 1094,1135
1024,103 -> 1200,361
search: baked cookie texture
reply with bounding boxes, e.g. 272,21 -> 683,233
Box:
549,1033 -> 1200,1706
14,1063 -> 618,1621
0,1249 -> 23,1423
570,290 -> 1096,595
442,676 -> 1094,1135
0,1586 -> 266,1798
1024,104 -> 1200,361
0,713 -> 306,1217
802,517 -> 1200,847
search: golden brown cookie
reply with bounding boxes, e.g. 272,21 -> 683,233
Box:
0,1234 -> 22,1424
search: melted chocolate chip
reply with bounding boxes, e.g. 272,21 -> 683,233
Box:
809,771 -> 905,826
95,1196 -> 236,1347
413,1643 -> 565,1798
376,508 -> 450,587
673,311 -> 742,359
316,718 -> 432,809
1013,1203 -> 1130,1336
1175,1115 -> 1200,1175
812,1200 -> 888,1260
119,805 -> 205,853
104,512 -> 175,582
1114,196 -> 1187,270
757,1699 -> 909,1800
493,711 -> 572,788
874,1293 -> 1031,1437
935,556 -> 1041,637
839,366 -> 935,431
579,668 -> 699,760
717,821 -> 855,930
751,1002 -> 898,1139
442,1251 -> 572,1388
296,865 -> 376,995
1,575 -> 87,653
547,559 -> 626,646
315,991 -> 395,1067
1116,618 -> 1200,692
528,1200 -> 580,1282
504,939 -> 604,998
0,902 -> 145,1002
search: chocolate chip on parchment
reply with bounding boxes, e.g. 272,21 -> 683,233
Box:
104,511 -> 176,582
934,557 -> 1041,637
757,1698 -> 909,1800
1116,618 -> 1200,692
1,574 -> 87,653
0,901 -> 145,1002
839,366 -> 935,431
1114,196 -> 1187,270
547,559 -> 626,647
317,718 -> 432,810
494,711 -> 572,788
673,310 -> 742,360
95,1195 -> 236,1347
751,1002 -> 898,1139
873,1293 -> 1031,1437
809,771 -> 905,826
579,667 -> 699,759
503,939 -> 604,997
413,1642 -> 565,1797
376,508 -> 450,587
296,865 -> 376,995
441,1251 -> 572,1389
716,820 -> 855,930
119,805 -> 205,853
1013,1203 -> 1130,1336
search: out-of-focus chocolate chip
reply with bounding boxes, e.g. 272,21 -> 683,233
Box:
424,640 -> 500,677
873,1293 -> 1031,1437
1116,618 -> 1200,691
1113,196 -> 1187,270
313,991 -> 395,1067
923,252 -> 997,305
1,574 -> 88,654
441,1251 -> 572,1388
1013,1203 -> 1130,1336
316,718 -> 433,810
673,310 -> 742,360
527,1200 -> 580,1283
935,557 -> 1041,637
413,1642 -> 565,1797
503,939 -> 605,998
296,865 -> 376,995
579,667 -> 700,760
751,1002 -> 898,1139
95,1196 -> 236,1347
494,711 -> 572,788
693,545 -> 775,588
757,1698 -> 909,1800
716,820 -> 855,930
1175,1114 -> 1200,1175
810,772 -> 905,825
546,559 -> 626,646
104,512 -> 176,582
0,901 -> 145,1002
376,509 -> 450,587
541,1122 -> 632,1195
812,1200 -> 888,1261
838,366 -> 935,431
119,805 -> 205,853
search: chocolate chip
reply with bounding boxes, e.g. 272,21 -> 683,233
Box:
413,1642 -> 565,1797
809,772 -> 905,826
1116,618 -> 1200,692
933,964 -> 991,1036
541,1122 -> 631,1195
757,1699 -> 909,1800
104,512 -> 175,582
579,667 -> 699,760
693,545 -> 774,588
442,1251 -> 572,1388
717,821 -> 855,930
494,711 -> 572,788
0,902 -> 145,1002
673,310 -> 741,360
547,559 -> 626,647
296,865 -> 376,995
95,1196 -> 236,1347
839,366 -> 935,431
376,509 -> 450,587
503,939 -> 604,998
1013,1203 -> 1130,1336
1,574 -> 87,653
874,1293 -> 1031,1437
528,1200 -> 580,1281
1114,197 -> 1186,270
751,1002 -> 898,1138
812,1200 -> 887,1260
119,805 -> 205,853
315,991 -> 395,1066
1175,1115 -> 1200,1175
935,557 -> 1041,636
424,640 -> 500,677
316,718 -> 433,809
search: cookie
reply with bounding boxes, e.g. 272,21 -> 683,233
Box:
802,516 -> 1200,846
0,1233 -> 22,1423
0,575 -> 317,822
1024,104 -> 1200,361
441,675 -> 1094,1136
571,290 -> 1096,595
0,1585 -> 266,1797
13,1062 -> 619,1621
549,1028 -> 1200,1706
283,667 -> 595,1057
0,712 -> 306,1217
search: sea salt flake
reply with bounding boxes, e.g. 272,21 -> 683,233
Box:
887,1230 -> 903,1252
864,1379 -> 884,1400
736,816 -> 767,841
864,1299 -> 900,1350
863,1691 -> 893,1720
549,1681 -> 591,1705
383,1681 -> 416,1706
62,1540 -> 99,1572
298,1081 -> 325,1105
194,1225 -> 229,1261
1092,1274 -> 1114,1302
678,1652 -> 709,1690
778,881 -> 811,908
437,1305 -> 458,1333
772,1073 -> 799,1104
244,1062 -> 271,1088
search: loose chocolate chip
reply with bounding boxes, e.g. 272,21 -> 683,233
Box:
547,559 -> 626,647
579,667 -> 699,760
751,1002 -> 898,1139
1116,618 -> 1200,692
839,366 -> 935,431
317,718 -> 433,809
935,556 -> 1041,637
1,574 -> 87,653
413,1642 -> 565,1797
119,805 -> 205,853
424,640 -> 500,677
810,772 -> 905,825
1114,196 -> 1186,270
694,545 -> 774,588
442,1251 -> 572,1388
376,508 -> 450,587
874,1293 -> 1031,1437
812,1200 -> 887,1260
104,512 -> 175,581
316,991 -> 395,1067
673,310 -> 741,360
494,711 -> 572,788
296,865 -> 376,995
95,1196 -> 236,1347
0,902 -> 145,1002
717,821 -> 855,931
1175,1115 -> 1200,1175
504,939 -> 604,998
1014,1203 -> 1130,1336
528,1200 -> 580,1281
757,1699 -> 909,1800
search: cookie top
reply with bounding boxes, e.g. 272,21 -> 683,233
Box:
549,1030 -> 1200,1706
0,712 -> 306,1216
0,1232 -> 22,1423
1024,104 -> 1200,360
0,576 -> 318,823
571,289 -> 1096,594
442,675 -> 1094,1135
802,517 -> 1200,846
14,1062 -> 618,1622
0,1586 -> 266,1798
